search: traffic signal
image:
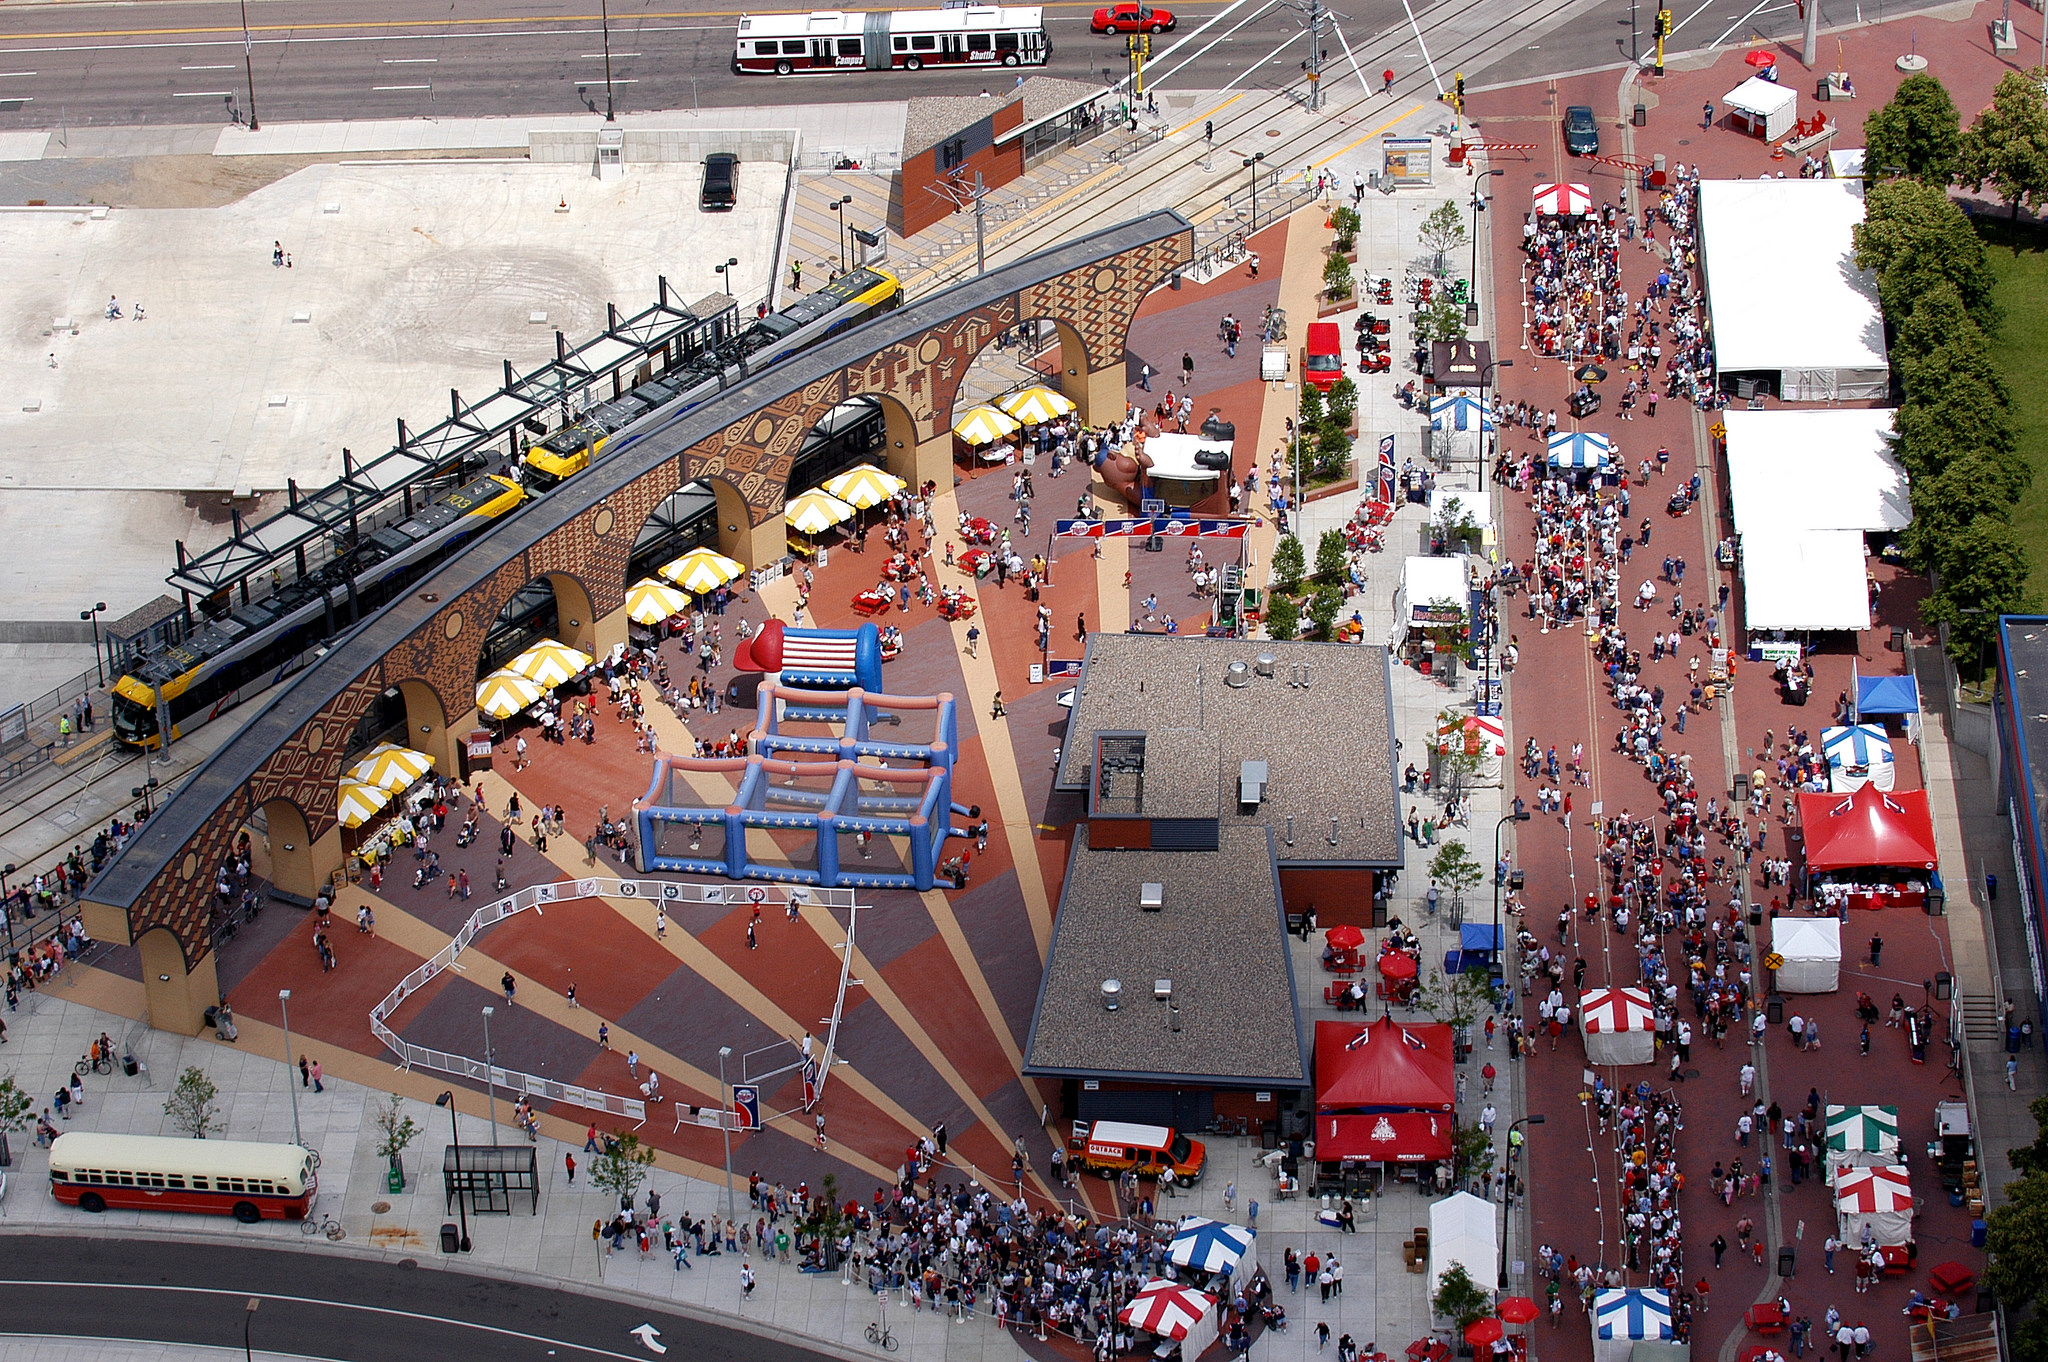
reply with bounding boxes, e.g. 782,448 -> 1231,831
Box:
1455,72 -> 1465,107
1205,119 -> 1214,143
1656,9 -> 1672,36
1142,35 -> 1152,56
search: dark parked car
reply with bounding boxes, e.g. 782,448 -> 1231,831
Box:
1564,105 -> 1599,156
700,153 -> 737,211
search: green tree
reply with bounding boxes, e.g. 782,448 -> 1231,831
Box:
591,1129 -> 659,1207
1450,1119 -> 1497,1187
1417,296 -> 1469,345
1429,839 -> 1484,909
1853,178 -> 1999,329
1923,515 -> 2033,666
1419,201 -> 1468,272
1326,376 -> 1360,428
1263,592 -> 1301,641
1891,280 -> 1978,368
1990,1096 -> 2048,1362
1323,252 -> 1354,300
1902,450 -> 2033,570
2008,1094 -> 2048,1176
373,1093 -> 424,1186
1313,529 -> 1349,584
1270,535 -> 1306,596
1299,382 -> 1325,429
1331,205 -> 1361,251
1893,382 -> 2018,468
1416,967 -> 1496,1032
1314,424 -> 1353,482
164,1066 -> 222,1139
0,1075 -> 32,1165
1862,71 -> 1963,185
1307,584 -> 1346,638
1432,1261 -> 1493,1329
1960,68 -> 2048,221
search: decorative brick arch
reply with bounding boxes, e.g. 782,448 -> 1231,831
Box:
84,211 -> 1193,1026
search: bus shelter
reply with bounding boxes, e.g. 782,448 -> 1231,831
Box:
444,1143 -> 540,1214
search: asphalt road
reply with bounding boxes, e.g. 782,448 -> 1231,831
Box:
0,1232 -> 832,1362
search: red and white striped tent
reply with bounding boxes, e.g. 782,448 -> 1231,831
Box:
1834,1164 -> 1914,1245
1579,987 -> 1656,1065
1534,182 -> 1594,216
1120,1280 -> 1219,1351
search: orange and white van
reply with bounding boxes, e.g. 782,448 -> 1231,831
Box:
1067,1120 -> 1206,1182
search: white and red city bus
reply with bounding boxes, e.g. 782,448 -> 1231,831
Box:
733,6 -> 1049,75
50,1132 -> 317,1223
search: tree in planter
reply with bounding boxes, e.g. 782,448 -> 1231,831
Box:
1863,71 -> 1963,186
591,1129 -> 659,1209
1307,584 -> 1346,639
0,1075 -> 32,1167
1271,535 -> 1306,596
164,1066 -> 222,1139
1416,967 -> 1497,1035
1429,840 -> 1485,914
1263,592 -> 1301,641
1314,424 -> 1353,483
1433,1261 -> 1494,1332
1299,382 -> 1326,433
1432,494 -> 1481,548
1419,202 -> 1468,275
798,1172 -> 848,1267
1323,252 -> 1354,301
1423,297 -> 1469,344
1327,377 -> 1360,432
1450,1118 -> 1498,1192
374,1093 -> 424,1189
1331,206 -> 1361,252
1421,598 -> 1473,668
1313,529 -> 1350,585
1432,709 -> 1485,795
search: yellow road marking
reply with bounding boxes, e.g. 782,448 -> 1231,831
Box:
1313,103 -> 1424,167
1165,90 -> 1243,139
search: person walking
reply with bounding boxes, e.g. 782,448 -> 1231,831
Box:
1382,68 -> 1394,91
964,624 -> 980,658
502,972 -> 517,1006
1181,351 -> 1195,386
1138,361 -> 1154,391
309,1059 -> 323,1093
565,1152 -> 577,1184
1868,934 -> 1883,966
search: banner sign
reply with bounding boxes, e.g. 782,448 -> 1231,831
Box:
1054,518 -> 1249,539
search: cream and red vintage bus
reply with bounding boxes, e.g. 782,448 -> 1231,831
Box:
733,6 -> 1049,75
50,1132 -> 318,1223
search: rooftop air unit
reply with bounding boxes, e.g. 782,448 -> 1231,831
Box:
1139,882 -> 1165,912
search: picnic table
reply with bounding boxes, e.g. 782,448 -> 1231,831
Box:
852,590 -> 892,616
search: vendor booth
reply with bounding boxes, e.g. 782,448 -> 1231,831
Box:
1547,431 -> 1612,473
1770,916 -> 1841,993
1136,432 -> 1231,510
1533,182 -> 1593,217
1316,1017 -> 1455,1186
1390,555 -> 1472,657
1593,1289 -> 1675,1362
1824,1105 -> 1901,1171
1580,987 -> 1657,1065
1824,725 -> 1895,793
1430,393 -> 1495,433
1316,1111 -> 1455,1165
1722,76 -> 1798,140
1436,712 -> 1505,785
1428,1192 -> 1499,1297
1168,1216 -> 1257,1280
1854,671 -> 1921,742
1797,785 -> 1939,909
1834,1164 -> 1915,1246
1119,1279 -> 1218,1359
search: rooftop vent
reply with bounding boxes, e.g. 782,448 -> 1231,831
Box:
1101,979 -> 1123,1011
1254,653 -> 1277,677
1239,760 -> 1268,812
1225,660 -> 1250,687
1139,882 -> 1165,912
1154,979 -> 1173,1000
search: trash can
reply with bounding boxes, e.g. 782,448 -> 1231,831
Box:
1633,103 -> 1647,126
122,1055 -> 139,1077
1767,994 -> 1785,1025
1816,78 -> 1832,100
1971,1218 -> 1988,1248
1778,1246 -> 1795,1278
441,1222 -> 462,1254
388,1166 -> 405,1194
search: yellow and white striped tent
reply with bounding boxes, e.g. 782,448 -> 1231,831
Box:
658,547 -> 747,596
347,743 -> 435,791
784,489 -> 857,536
625,577 -> 690,625
474,669 -> 545,720
823,463 -> 907,510
507,639 -> 593,689
336,779 -> 393,830
952,404 -> 1020,446
997,385 -> 1076,426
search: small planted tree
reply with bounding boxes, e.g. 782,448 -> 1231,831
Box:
1419,202 -> 1468,275
1433,1261 -> 1494,1330
1270,535 -> 1306,596
1323,252 -> 1354,301
1299,382 -> 1326,431
1263,593 -> 1301,641
1451,1118 -> 1498,1189
1417,967 -> 1496,1034
1308,584 -> 1347,639
591,1129 -> 658,1209
1331,205 -> 1361,252
1315,425 -> 1353,483
164,1066 -> 222,1139
0,1075 -> 32,1168
1313,529 -> 1350,585
374,1093 -> 424,1189
1429,839 -> 1484,911
1326,376 -> 1360,431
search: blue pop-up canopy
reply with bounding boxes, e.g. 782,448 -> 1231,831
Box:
1856,674 -> 1919,716
1460,923 -> 1504,953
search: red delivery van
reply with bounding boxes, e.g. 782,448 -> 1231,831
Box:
1304,321 -> 1344,392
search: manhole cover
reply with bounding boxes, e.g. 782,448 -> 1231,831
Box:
399,1258 -> 419,1269
1677,138 -> 1692,145
372,1201 -> 391,1214
1267,129 -> 1282,136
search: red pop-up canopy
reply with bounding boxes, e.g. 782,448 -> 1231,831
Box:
1315,1017 -> 1456,1112
1796,785 -> 1938,871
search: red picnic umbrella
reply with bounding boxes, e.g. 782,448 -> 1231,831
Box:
1326,924 -> 1366,950
1378,951 -> 1419,980
1744,47 -> 1778,66
1496,1297 -> 1541,1324
1465,1318 -> 1505,1345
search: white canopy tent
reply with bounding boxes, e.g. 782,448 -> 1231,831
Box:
1825,1105 -> 1902,1171
1722,409 -> 1910,535
1391,555 -> 1471,645
1724,75 -> 1798,139
1428,1192 -> 1499,1297
1834,1164 -> 1914,1246
1699,179 -> 1888,401
1580,987 -> 1657,1065
1771,916 -> 1841,993
1428,485 -> 1492,535
1824,724 -> 1896,792
1740,530 -> 1871,632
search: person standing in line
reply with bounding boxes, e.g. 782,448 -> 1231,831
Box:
1868,934 -> 1883,966
299,1055 -> 310,1088
565,1151 -> 576,1184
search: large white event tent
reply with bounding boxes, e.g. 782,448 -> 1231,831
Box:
1722,408 -> 1909,633
1700,179 -> 1888,401
1771,915 -> 1841,993
1428,1192 -> 1499,1297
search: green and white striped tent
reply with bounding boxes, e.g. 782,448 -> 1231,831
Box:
1825,1105 -> 1901,1171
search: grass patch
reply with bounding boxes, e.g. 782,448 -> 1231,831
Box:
1979,216 -> 2048,594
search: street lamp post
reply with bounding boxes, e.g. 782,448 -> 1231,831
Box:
1242,153 -> 1266,232
1476,359 -> 1514,493
436,1091 -> 472,1252
481,1005 -> 497,1138
79,602 -> 106,687
1467,168 -> 1506,329
829,195 -> 854,274
1492,810 -> 1529,988
718,1046 -> 736,1221
243,1298 -> 259,1362
237,0 -> 259,131
277,989 -> 302,1148
714,257 -> 742,314
0,865 -> 14,953
1499,1114 -> 1546,1286
598,0 -> 618,121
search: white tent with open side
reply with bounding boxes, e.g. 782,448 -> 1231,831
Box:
1771,916 -> 1841,993
1580,987 -> 1657,1065
1699,179 -> 1888,402
1724,75 -> 1798,139
1824,724 -> 1896,792
1428,1191 -> 1499,1298
1834,1164 -> 1914,1246
1391,555 -> 1471,645
1825,1105 -> 1902,1171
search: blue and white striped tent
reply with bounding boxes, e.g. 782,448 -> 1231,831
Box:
1593,1289 -> 1673,1361
1547,431 -> 1613,470
1430,392 -> 1495,432
1168,1216 -> 1256,1275
1823,724 -> 1895,793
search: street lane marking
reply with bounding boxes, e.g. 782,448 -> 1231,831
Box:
178,63 -> 235,69
0,69 -> 36,76
370,83 -> 432,90
381,56 -> 439,62
170,89 -> 232,96
581,51 -> 641,57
